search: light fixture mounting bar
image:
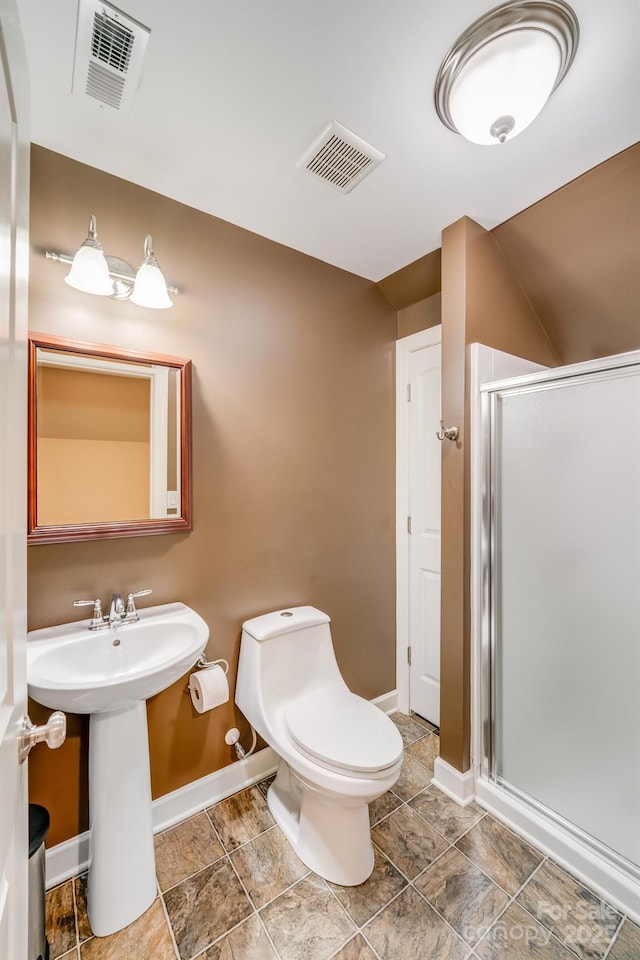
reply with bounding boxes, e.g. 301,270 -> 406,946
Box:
45,250 -> 178,295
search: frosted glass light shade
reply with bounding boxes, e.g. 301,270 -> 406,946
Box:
434,1 -> 579,147
64,242 -> 113,295
130,262 -> 173,309
449,29 -> 562,145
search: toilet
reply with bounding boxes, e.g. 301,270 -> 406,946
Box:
235,605 -> 404,886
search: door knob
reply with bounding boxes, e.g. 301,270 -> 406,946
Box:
18,711 -> 66,764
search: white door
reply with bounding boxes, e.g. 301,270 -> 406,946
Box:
0,3 -> 30,956
396,327 -> 442,725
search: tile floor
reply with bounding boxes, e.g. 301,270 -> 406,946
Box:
45,713 -> 640,960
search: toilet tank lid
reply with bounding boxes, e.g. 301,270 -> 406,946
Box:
242,606 -> 330,642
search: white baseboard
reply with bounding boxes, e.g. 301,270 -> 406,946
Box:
476,779 -> 640,924
432,757 -> 476,807
45,746 -> 278,889
372,689 -> 397,715
45,689 -> 398,890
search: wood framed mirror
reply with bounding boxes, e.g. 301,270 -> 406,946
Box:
28,332 -> 192,544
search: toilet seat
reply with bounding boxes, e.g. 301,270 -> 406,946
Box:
285,688 -> 403,775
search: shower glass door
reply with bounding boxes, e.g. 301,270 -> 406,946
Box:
485,358 -> 640,870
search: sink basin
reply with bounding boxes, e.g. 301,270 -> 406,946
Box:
27,601 -> 208,713
27,601 -> 209,937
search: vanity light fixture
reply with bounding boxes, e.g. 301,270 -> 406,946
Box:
434,0 -> 579,146
47,215 -> 177,309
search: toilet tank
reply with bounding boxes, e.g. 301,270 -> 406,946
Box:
235,606 -> 346,727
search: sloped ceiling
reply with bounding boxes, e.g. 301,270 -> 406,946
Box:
494,143 -> 640,364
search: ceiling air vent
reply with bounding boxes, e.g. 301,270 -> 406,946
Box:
298,121 -> 386,194
72,0 -> 150,114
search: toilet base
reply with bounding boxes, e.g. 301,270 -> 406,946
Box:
267,761 -> 375,886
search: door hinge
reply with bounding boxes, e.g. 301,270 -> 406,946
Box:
406,383 -> 411,402
407,515 -> 412,534
407,646 -> 412,666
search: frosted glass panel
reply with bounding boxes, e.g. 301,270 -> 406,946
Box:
494,369 -> 640,867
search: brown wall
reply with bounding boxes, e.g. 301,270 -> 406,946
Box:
27,146 -> 397,846
397,293 -> 441,340
439,217 -> 559,772
494,143 -> 640,364
378,249 -> 441,311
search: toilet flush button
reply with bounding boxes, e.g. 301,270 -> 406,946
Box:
281,611 -> 293,617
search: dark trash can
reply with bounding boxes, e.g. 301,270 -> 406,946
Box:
28,804 -> 50,960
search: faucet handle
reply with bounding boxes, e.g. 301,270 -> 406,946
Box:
73,598 -> 104,629
125,589 -> 152,620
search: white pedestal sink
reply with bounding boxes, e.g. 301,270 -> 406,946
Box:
27,602 -> 208,937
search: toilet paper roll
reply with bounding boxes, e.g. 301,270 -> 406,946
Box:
189,665 -> 229,713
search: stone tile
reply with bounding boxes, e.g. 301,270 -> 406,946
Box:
405,732 -> 440,775
46,879 -> 76,959
207,786 -> 274,852
414,846 -> 509,946
456,817 -> 543,895
392,753 -> 434,802
517,860 -> 622,960
257,774 -> 276,799
327,848 -> 406,927
409,786 -> 485,842
58,951 -> 80,960
198,914 -> 278,960
259,875 -> 355,960
79,900 -> 175,960
363,885 -> 469,960
389,712 -> 432,746
230,825 -> 307,908
608,918 -> 640,959
371,804 -> 448,880
331,935 -> 378,960
410,711 -> 438,733
73,874 -> 92,942
475,902 -> 577,960
163,858 -> 252,960
368,789 -> 403,826
155,812 -> 224,891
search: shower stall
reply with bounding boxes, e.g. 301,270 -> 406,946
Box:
472,345 -> 640,921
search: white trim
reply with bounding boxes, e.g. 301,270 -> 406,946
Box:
36,351 -> 152,379
371,689 -> 397,715
149,365 -> 169,518
432,756 -> 476,807
45,746 -> 278,889
152,746 -> 278,834
395,325 -> 442,716
476,778 -> 640,925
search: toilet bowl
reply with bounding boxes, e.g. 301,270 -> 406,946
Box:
235,606 -> 403,885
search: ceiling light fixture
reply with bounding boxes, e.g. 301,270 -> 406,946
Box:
47,215 -> 176,309
434,0 -> 579,146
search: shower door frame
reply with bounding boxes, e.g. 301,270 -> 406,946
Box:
473,346 -> 640,922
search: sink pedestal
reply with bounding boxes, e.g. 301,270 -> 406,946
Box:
87,702 -> 156,936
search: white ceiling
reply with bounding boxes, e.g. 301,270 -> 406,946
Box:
16,0 -> 640,281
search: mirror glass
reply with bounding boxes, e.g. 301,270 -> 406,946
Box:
28,334 -> 192,543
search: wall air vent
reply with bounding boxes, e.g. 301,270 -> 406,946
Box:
298,121 -> 386,194
72,0 -> 150,114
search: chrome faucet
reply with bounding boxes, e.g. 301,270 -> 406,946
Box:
73,589 -> 153,630
109,593 -> 126,626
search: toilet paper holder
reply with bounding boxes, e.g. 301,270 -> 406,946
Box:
183,655 -> 229,695
196,654 -> 229,674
